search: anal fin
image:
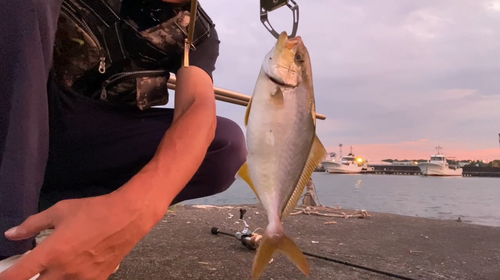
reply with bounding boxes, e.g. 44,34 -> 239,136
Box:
282,134 -> 327,218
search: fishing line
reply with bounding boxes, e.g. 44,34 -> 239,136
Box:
211,227 -> 418,280
302,251 -> 417,280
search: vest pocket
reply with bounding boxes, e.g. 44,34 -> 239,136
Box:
52,1 -> 107,89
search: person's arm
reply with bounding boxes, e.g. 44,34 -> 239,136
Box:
118,0 -> 219,222
117,26 -> 221,223
118,65 -> 218,222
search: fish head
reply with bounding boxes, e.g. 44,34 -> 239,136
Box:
262,31 -> 310,88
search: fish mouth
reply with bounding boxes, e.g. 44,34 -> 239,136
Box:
266,73 -> 296,88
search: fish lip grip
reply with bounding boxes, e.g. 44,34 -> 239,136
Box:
260,0 -> 299,39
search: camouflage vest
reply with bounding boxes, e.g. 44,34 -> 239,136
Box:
52,0 -> 214,110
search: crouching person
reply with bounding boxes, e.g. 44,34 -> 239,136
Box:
0,0 -> 246,279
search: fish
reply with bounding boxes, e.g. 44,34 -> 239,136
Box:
236,31 -> 327,280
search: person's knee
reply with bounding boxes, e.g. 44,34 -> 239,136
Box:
209,117 -> 247,192
170,117 -> 247,205
214,116 -> 247,170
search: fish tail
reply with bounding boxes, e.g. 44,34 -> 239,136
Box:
251,226 -> 310,280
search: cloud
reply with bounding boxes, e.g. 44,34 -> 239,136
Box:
403,8 -> 455,40
485,1 -> 500,11
193,0 -> 500,160
337,140 -> 498,162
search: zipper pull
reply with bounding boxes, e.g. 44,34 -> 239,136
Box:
99,56 -> 106,74
101,88 -> 107,99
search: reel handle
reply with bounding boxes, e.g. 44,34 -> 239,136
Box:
239,208 -> 247,220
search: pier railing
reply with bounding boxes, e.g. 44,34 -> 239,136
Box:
167,76 -> 327,120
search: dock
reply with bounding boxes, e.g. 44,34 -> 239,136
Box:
365,165 -> 422,176
316,165 -> 500,177
462,166 -> 500,177
109,204 -> 500,280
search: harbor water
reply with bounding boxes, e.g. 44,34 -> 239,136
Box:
184,173 -> 500,227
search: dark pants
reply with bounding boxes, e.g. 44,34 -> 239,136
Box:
40,75 -> 247,211
0,0 -> 247,258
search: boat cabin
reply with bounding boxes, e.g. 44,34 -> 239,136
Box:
429,155 -> 446,163
341,153 -> 357,165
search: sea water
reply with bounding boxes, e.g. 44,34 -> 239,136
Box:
184,173 -> 500,227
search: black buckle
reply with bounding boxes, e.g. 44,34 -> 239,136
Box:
260,0 -> 299,39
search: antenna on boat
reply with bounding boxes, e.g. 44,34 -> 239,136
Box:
435,145 -> 443,155
339,143 -> 343,159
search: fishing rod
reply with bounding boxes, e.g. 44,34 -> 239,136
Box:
166,76 -> 327,120
210,208 -> 418,280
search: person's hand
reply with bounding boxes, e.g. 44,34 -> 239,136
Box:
0,190 -> 159,280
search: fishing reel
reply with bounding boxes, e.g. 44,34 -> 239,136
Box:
211,208 -> 263,250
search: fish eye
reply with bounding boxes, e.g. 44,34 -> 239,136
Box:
295,54 -> 303,62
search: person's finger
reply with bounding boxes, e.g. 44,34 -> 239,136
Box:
0,249 -> 45,280
4,208 -> 57,241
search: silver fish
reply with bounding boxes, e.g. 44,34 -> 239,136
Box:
236,31 -> 327,280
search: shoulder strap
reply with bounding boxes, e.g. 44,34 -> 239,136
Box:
78,0 -> 121,25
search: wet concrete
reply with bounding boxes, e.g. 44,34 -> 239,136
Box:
109,204 -> 500,280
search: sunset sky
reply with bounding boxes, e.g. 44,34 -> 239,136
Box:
171,0 -> 500,161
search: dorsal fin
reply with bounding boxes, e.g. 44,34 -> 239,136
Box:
281,134 -> 327,218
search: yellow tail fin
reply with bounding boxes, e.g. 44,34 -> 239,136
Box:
251,231 -> 310,280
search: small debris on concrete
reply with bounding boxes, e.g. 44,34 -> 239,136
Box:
409,250 -> 423,254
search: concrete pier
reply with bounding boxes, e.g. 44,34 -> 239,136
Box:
109,204 -> 500,280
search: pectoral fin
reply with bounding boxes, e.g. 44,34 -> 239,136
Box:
271,87 -> 284,107
245,97 -> 253,126
236,162 -> 261,202
311,102 -> 317,127
281,134 -> 327,218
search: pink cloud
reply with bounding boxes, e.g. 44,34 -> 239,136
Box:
326,139 -> 500,162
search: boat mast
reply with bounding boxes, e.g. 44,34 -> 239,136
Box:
435,145 -> 443,155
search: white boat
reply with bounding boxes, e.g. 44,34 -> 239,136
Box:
321,152 -> 363,174
417,146 -> 463,176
